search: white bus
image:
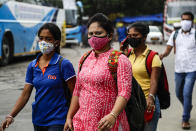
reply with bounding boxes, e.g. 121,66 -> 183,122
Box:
163,0 -> 196,41
63,0 -> 84,46
0,0 -> 65,65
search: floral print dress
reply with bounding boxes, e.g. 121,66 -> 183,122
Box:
73,48 -> 132,131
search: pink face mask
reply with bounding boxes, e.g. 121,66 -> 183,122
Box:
88,36 -> 110,50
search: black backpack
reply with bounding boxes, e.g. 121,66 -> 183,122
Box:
125,77 -> 146,131
79,50 -> 147,131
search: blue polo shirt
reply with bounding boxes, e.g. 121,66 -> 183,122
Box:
25,53 -> 76,126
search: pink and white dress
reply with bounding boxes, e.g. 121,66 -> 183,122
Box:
73,48 -> 132,131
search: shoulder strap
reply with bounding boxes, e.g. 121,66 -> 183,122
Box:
173,29 -> 179,54
145,50 -> 158,76
78,50 -> 121,86
79,50 -> 93,72
195,29 -> 196,40
59,57 -> 64,70
59,57 -> 65,81
108,50 -> 122,84
173,30 -> 179,42
58,57 -> 72,107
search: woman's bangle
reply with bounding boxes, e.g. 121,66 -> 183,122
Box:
110,112 -> 117,119
149,93 -> 155,102
6,114 -> 14,123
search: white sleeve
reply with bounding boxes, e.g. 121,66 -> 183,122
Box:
167,31 -> 175,46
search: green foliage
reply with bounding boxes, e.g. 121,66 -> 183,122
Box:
79,0 -> 164,19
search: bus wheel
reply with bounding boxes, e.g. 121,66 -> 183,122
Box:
1,35 -> 11,65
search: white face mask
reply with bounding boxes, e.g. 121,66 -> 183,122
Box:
38,41 -> 54,54
181,20 -> 192,31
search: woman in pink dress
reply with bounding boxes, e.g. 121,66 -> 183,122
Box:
64,13 -> 132,131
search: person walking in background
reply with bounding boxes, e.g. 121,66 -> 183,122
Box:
116,21 -> 127,43
159,12 -> 196,130
121,22 -> 161,131
64,13 -> 132,131
0,23 -> 76,131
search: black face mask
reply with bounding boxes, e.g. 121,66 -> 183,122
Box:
127,38 -> 142,48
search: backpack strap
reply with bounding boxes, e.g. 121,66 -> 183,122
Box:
79,50 -> 93,72
78,49 -> 122,87
195,29 -> 196,41
173,29 -> 179,54
108,50 -> 122,84
59,57 -> 67,84
58,57 -> 72,107
145,50 -> 158,76
59,57 -> 64,71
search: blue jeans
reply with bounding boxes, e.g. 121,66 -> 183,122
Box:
33,125 -> 64,131
144,97 -> 160,131
175,71 -> 196,122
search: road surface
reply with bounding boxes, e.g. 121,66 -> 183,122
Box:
0,42 -> 196,131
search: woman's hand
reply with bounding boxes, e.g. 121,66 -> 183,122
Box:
146,96 -> 155,112
1,117 -> 14,131
98,113 -> 116,131
63,118 -> 73,131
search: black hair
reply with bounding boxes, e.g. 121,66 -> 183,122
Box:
38,23 -> 61,54
87,13 -> 114,36
181,12 -> 194,21
127,22 -> 149,37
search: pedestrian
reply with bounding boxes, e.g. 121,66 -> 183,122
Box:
121,22 -> 161,131
159,11 -> 196,130
116,21 -> 127,43
63,13 -> 132,131
0,23 -> 76,131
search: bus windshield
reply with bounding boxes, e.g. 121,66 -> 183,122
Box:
167,2 -> 196,18
66,9 -> 77,26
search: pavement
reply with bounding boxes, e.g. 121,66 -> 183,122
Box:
0,42 -> 196,131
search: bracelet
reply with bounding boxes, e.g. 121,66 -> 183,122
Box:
149,93 -> 155,102
6,114 -> 14,123
110,112 -> 117,119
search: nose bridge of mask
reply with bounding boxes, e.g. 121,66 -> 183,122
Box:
39,40 -> 53,47
181,20 -> 192,25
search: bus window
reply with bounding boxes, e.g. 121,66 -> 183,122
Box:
36,0 -> 63,8
168,4 -> 196,18
15,0 -> 37,4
